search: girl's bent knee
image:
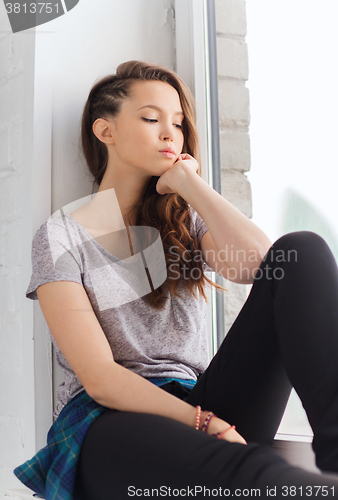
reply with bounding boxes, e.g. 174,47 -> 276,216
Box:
269,231 -> 332,264
274,231 -> 326,250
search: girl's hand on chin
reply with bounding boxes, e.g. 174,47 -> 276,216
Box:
156,153 -> 199,195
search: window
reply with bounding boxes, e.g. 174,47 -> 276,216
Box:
246,0 -> 338,440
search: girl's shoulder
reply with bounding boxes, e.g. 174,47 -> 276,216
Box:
31,212 -> 80,253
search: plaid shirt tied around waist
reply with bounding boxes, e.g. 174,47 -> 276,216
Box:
13,377 -> 196,500
13,389 -> 109,500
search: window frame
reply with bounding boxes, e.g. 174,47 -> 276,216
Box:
175,0 -> 225,358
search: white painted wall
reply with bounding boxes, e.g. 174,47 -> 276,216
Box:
48,0 -> 176,214
0,6 -> 40,495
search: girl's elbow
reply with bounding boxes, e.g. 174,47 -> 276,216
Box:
85,360 -> 117,403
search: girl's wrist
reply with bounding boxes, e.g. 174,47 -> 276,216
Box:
199,411 -> 230,436
200,410 -> 212,430
196,408 -> 217,432
172,162 -> 202,198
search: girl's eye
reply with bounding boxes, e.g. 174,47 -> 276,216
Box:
142,118 -> 158,123
142,117 -> 183,129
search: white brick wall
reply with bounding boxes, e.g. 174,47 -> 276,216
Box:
215,0 -> 247,36
215,0 -> 252,334
217,37 -> 248,80
218,78 -> 250,129
219,130 -> 250,172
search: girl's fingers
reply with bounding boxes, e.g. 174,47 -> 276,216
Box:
222,429 -> 247,445
179,153 -> 195,162
175,154 -> 199,173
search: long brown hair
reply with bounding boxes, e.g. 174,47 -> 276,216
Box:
81,60 -> 226,309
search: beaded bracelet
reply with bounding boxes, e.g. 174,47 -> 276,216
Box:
213,425 -> 236,439
195,405 -> 202,430
201,412 -> 216,433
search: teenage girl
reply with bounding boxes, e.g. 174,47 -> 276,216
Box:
14,61 -> 338,500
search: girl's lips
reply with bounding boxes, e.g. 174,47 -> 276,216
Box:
159,151 -> 175,159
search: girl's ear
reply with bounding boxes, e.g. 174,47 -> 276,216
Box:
92,118 -> 115,145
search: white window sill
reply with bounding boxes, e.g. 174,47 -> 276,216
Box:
275,433 -> 313,443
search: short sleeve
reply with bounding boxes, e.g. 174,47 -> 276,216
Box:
25,219 -> 83,301
189,206 -> 213,273
189,206 -> 209,244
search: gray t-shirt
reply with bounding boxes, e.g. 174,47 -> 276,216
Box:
26,205 -> 211,418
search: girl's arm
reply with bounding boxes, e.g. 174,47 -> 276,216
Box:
157,154 -> 272,284
36,280 -> 246,444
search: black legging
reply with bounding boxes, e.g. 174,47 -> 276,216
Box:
73,232 -> 338,499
